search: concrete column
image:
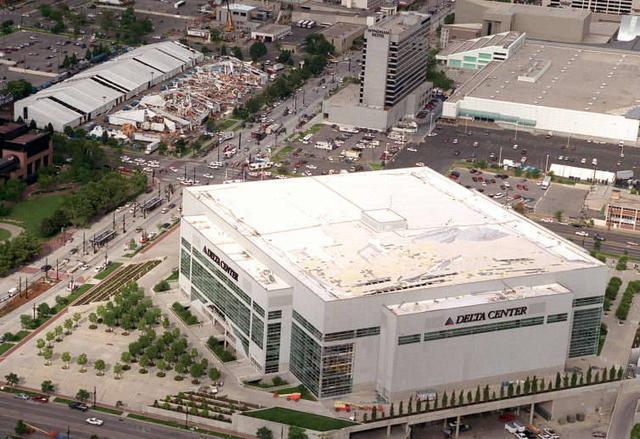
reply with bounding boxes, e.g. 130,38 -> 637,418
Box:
455,414 -> 460,439
529,402 -> 535,424
386,425 -> 391,439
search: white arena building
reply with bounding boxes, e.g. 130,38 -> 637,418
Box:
179,168 -> 606,399
443,39 -> 640,142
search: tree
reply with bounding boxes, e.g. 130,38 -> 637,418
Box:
232,46 -> 244,60
257,427 -> 273,439
77,353 -> 88,372
554,210 -> 564,222
208,367 -> 221,381
45,331 -> 55,347
94,359 -> 106,376
190,363 -> 204,382
37,303 -> 52,318
389,402 -> 394,417
121,351 -> 131,364
76,388 -> 90,402
5,372 -> 18,386
139,354 -> 150,371
457,390 -> 464,406
114,363 -> 123,379
64,318 -> 73,334
54,325 -> 63,341
89,312 -> 97,325
62,352 -> 71,369
555,372 -> 562,389
15,420 -> 28,435
304,34 -> 335,56
154,280 -> 170,292
442,392 -> 448,407
288,426 -> 308,439
474,385 -> 481,403
20,314 -> 35,330
249,41 -> 267,61
507,383 -> 514,397
43,348 -> 53,366
36,338 -> 45,355
41,380 -> 55,393
277,50 -> 293,65
609,366 -> 616,381
5,79 -> 33,99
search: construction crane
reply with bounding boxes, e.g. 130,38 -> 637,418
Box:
224,0 -> 235,32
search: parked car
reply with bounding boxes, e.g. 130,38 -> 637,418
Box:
86,417 -> 104,426
69,401 -> 89,411
14,393 -> 30,400
31,395 -> 49,403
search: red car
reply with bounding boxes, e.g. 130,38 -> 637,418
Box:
31,395 -> 49,403
499,412 -> 515,422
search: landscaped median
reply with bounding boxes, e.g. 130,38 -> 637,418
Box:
243,408 -> 356,432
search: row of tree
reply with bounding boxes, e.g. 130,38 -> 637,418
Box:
615,279 -> 640,320
233,34 -> 335,121
0,233 -> 40,277
604,276 -> 622,311
365,366 -> 625,422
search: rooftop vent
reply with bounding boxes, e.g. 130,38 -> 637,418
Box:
361,209 -> 408,233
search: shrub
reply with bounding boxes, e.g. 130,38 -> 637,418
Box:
154,280 -> 170,292
172,302 -> 199,325
615,280 -> 640,320
206,336 -> 236,362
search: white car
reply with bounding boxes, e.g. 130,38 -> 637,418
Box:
541,218 -> 554,223
407,147 -> 418,152
169,167 -> 178,173
306,164 -> 317,170
575,231 -> 589,237
452,138 -> 459,144
86,417 -> 104,426
592,158 -> 598,166
415,162 -> 425,167
581,158 -> 586,164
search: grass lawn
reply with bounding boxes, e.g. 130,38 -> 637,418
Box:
93,405 -> 123,415
0,227 -> 10,241
272,145 -> 293,163
166,269 -> 179,282
244,408 -> 356,431
0,342 -> 14,355
8,194 -> 67,237
94,262 -> 123,280
53,397 -> 76,405
274,385 -> 316,401
218,119 -> 239,131
369,162 -> 384,171
632,424 -> 640,439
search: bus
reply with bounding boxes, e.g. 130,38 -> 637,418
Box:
249,161 -> 273,171
174,0 -> 185,8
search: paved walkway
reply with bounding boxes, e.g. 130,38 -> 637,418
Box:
0,222 -> 24,239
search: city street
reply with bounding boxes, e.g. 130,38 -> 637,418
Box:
0,392 -> 217,438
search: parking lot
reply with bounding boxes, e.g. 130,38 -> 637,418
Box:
0,30 -> 89,77
277,124 -> 413,176
450,167 -> 547,211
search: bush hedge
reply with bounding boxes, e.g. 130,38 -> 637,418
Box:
615,280 -> 640,321
171,302 -> 198,325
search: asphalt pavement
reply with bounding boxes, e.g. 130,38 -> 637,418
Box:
0,392 -> 213,438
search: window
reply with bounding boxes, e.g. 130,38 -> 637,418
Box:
265,322 -> 281,373
191,260 -> 252,337
180,248 -> 191,280
398,334 -> 421,345
569,307 -> 601,357
424,316 -> 545,342
193,249 -> 250,304
181,238 -> 191,250
573,296 -> 604,307
547,313 -> 568,324
321,343 -> 354,397
356,326 -> 380,338
324,330 -> 355,342
268,310 -> 282,320
292,310 -> 322,340
253,302 -> 265,317
251,314 -> 264,348
290,323 -> 321,396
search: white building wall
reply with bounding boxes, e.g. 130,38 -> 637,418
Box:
456,96 -> 640,141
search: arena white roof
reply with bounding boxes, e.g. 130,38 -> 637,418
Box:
186,167 -> 601,301
15,41 -> 202,129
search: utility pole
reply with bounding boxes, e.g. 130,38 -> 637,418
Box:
32,302 -> 36,320
82,232 -> 86,255
112,211 -> 116,230
93,386 -> 96,408
122,214 -> 126,234
56,259 -> 59,281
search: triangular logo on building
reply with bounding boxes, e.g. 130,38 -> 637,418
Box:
445,317 -> 454,326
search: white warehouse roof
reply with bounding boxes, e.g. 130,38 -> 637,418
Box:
185,167 -> 601,301
14,41 -> 202,131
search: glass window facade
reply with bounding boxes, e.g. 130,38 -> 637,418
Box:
547,313 -> 568,324
253,302 -> 265,317
251,314 -> 264,348
573,296 -> 604,307
321,343 -> 354,397
180,247 -> 191,280
193,249 -> 251,305
181,238 -> 191,251
356,326 -> 380,338
398,334 -> 421,345
324,330 -> 355,342
290,322 -> 321,396
569,307 -> 601,358
292,310 -> 322,340
268,310 -> 282,320
424,316 -> 545,342
191,259 -> 252,338
265,322 -> 281,373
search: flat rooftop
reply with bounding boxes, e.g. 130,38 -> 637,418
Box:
439,31 -> 522,57
388,283 -> 571,316
372,12 -> 428,34
321,22 -> 366,39
186,168 -> 600,301
448,41 -> 640,115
